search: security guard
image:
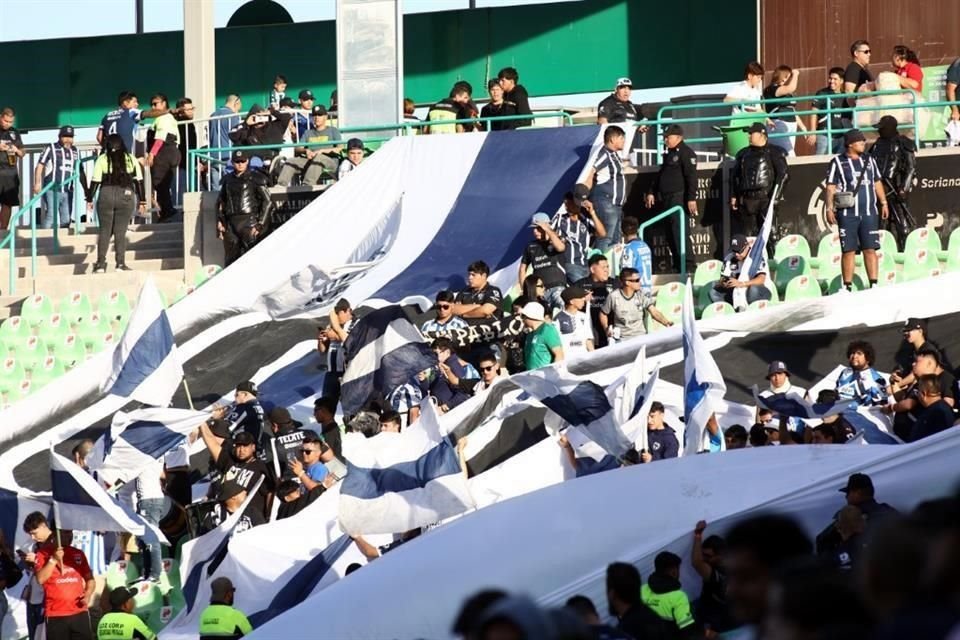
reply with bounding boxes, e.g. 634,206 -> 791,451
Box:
645,124 -> 698,275
216,149 -> 274,265
868,115 -> 916,250
730,122 -> 788,239
97,587 -> 156,640
199,577 -> 253,640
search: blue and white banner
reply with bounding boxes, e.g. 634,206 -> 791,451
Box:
615,347 -> 661,452
682,281 -> 727,455
102,276 -> 184,407
0,487 -> 50,553
340,305 -> 436,415
92,408 -> 207,487
338,400 -> 474,536
843,407 -> 903,445
733,184 -> 777,310
751,385 -> 858,419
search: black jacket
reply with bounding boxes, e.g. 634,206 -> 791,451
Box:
650,142 -> 698,202
217,170 -> 274,228
732,144 -> 788,197
869,134 -> 917,192
229,106 -> 293,161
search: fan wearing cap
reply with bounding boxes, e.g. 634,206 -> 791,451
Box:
710,234 -> 772,310
520,302 -> 563,371
554,286 -> 594,357
264,406 -> 306,482
867,115 -> 917,250
33,125 -> 89,229
644,124 -> 698,274
200,478 -> 266,536
552,184 -> 606,284
337,138 -> 365,179
815,473 -> 898,557
757,360 -> 809,436
197,416 -> 273,521
479,79 -> 520,131
730,122 -> 788,238
597,77 -> 639,124
210,381 -> 266,445
825,128 -> 889,291
199,577 -> 253,640
277,104 -> 343,186
97,587 -> 156,640
216,150 -> 274,265
520,212 -> 568,313
891,318 -> 950,388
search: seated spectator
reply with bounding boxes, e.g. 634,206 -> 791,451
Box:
758,360 -> 808,435
908,374 -> 957,442
451,260 -> 503,320
836,340 -> 888,406
617,217 -> 652,295
200,480 -> 265,536
642,551 -> 696,636
576,253 -> 616,349
497,67 -> 533,127
691,521 -> 737,635
891,317 -> 951,389
597,77 -> 639,124
419,339 -> 470,412
710,234 -> 772,310
886,347 -> 957,440
748,423 -> 770,447
815,472 -> 898,556
521,212 -> 567,313
641,402 -> 679,462
229,104 -> 293,168
552,185 -> 606,284
402,98 -> 420,129
521,302 -> 563,371
558,433 -> 640,477
565,594 -> 633,640
276,105 -> 342,186
425,85 -> 472,134
337,138 -> 365,179
723,424 -> 748,449
555,286 -> 594,357
379,410 -> 402,433
891,45 -> 923,91
288,432 -> 335,492
724,62 -> 765,114
600,268 -> 672,343
421,290 -> 469,335
479,79 -> 519,131
433,336 -> 479,380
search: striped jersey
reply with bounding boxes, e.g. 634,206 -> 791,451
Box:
551,211 -> 596,268
827,154 -> 880,217
835,366 -> 887,406
37,142 -> 82,185
591,147 -> 625,205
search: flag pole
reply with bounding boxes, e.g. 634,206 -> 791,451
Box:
182,377 -> 196,410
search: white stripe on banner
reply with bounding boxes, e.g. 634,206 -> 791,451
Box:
682,281 -> 727,455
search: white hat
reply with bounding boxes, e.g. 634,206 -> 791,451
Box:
520,301 -> 545,322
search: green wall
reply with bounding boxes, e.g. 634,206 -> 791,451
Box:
1,0 -> 755,130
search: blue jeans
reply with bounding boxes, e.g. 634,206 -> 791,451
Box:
42,189 -> 75,228
592,192 -> 622,252
137,497 -> 169,580
708,283 -> 771,305
815,134 -> 844,156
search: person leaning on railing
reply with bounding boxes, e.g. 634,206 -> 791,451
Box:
86,134 -> 145,273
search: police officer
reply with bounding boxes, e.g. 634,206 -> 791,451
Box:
97,587 -> 156,640
645,124 -> 698,275
199,577 -> 253,640
211,381 -> 266,446
216,149 -> 274,265
265,407 -> 305,482
868,115 -> 917,250
730,122 -> 788,240
597,77 -> 639,124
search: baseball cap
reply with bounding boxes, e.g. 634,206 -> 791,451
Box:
58,125 -> 75,138
231,149 -> 248,163
663,124 -> 684,137
218,480 -> 247,502
561,286 -> 589,304
767,360 -> 790,378
210,577 -> 236,601
572,183 -> 590,203
616,77 -> 633,87
232,431 -> 256,446
269,407 -> 293,425
902,317 -> 927,332
279,97 -> 297,109
207,418 -> 231,439
839,472 -> 874,494
108,587 -> 137,609
311,104 -> 327,117
745,122 -> 766,135
529,212 -> 551,227
520,301 -> 545,322
729,234 -> 749,253
844,129 -> 866,146
235,380 -> 258,396
298,89 -> 315,101
346,138 -> 364,151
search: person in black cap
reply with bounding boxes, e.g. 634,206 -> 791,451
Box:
730,122 -> 788,241
277,104 -> 343,186
210,381 -> 266,445
337,138 -> 365,179
868,115 -> 917,250
645,124 -> 698,275
97,587 -> 156,639
710,233 -> 772,310
33,125 -> 89,229
199,479 -> 265,536
597,77 -> 638,124
553,184 -> 607,284
816,472 -> 898,555
891,317 -> 951,387
294,89 -> 316,140
265,406 -> 305,482
554,285 -> 594,356
197,417 -> 274,523
825,128 -> 889,292
228,102 -> 293,167
216,150 -> 274,265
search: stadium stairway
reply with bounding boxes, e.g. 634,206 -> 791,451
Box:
0,223 -> 186,320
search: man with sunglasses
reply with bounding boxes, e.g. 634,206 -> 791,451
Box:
288,433 -> 337,492
216,149 -> 274,265
844,40 -> 876,107
600,268 -> 673,343
421,290 -> 469,335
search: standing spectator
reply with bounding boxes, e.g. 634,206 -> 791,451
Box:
497,67 -> 532,126
691,521 -> 737,635
211,380 -> 266,444
229,104 -> 293,167
811,68 -> 849,155
600,268 -> 672,343
618,217 -> 653,295
641,401 -> 679,463
520,213 -> 567,313
209,94 -> 243,177
564,595 -> 633,640
555,286 -> 594,357
947,56 -> 960,123
763,65 -> 807,157
552,185 -> 606,284
583,126 -> 626,252
709,234 -> 772,309
641,551 -> 695,635
425,86 -> 472,134
644,124 -> 698,275
597,77 -> 638,124
0,529 -> 21,630
33,125 -> 88,229
724,62 -> 765,113
816,473 -> 898,557
835,340 -> 888,406
134,460 -> 167,584
479,79 -> 519,131
908,374 -> 957,442
575,253 -> 616,349
317,299 -> 352,402
174,97 -> 197,212
98,587 -> 156,640
606,562 -> 668,640
0,107 -> 24,230
891,45 -> 923,92
421,290 -> 469,335
759,360 -> 808,434
868,115 -> 917,250
844,40 -> 875,107
197,423 -> 273,522
145,94 -> 181,222
98,92 -> 166,155
216,150 -> 274,265
730,122 -> 788,237
819,505 -> 866,571
825,129 -> 889,291
269,74 -> 287,109
23,512 -> 95,640
86,134 -> 145,273
312,396 -> 343,460
294,89 -> 316,140
337,138 -> 365,179
199,577 -> 253,640
265,407 -> 305,483
521,302 -> 563,370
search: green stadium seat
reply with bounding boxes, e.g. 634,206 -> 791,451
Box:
7,377 -> 34,401
946,244 -> 960,273
692,260 -> 723,295
648,300 -> 682,333
173,283 -> 197,304
654,281 -> 685,308
20,293 -> 54,327
105,560 -> 141,590
52,333 -> 87,369
902,246 -> 943,282
874,248 -> 897,272
812,233 -> 841,269
828,273 -> 866,295
773,255 -> 811,295
938,226 -> 960,262
77,313 -> 111,351
0,316 -> 30,342
59,291 -> 93,326
877,229 -> 899,261
902,227 -> 942,263
194,264 -> 223,287
30,355 -> 66,388
695,283 -> 714,317
38,312 -> 71,343
773,235 -> 812,267
89,330 -> 119,356
701,301 -> 735,319
502,284 -> 521,314
15,335 -> 49,371
784,274 -> 822,301
747,299 -> 775,313
0,356 -> 25,395
877,269 -> 902,287
815,252 -> 842,287
98,290 -> 132,324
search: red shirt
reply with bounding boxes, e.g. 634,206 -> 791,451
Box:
35,543 -> 93,617
897,62 -> 924,86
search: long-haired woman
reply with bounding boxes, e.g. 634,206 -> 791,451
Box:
86,133 -> 145,273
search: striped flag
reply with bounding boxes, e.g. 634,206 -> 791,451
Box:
733,183 -> 778,310
751,386 -> 858,419
0,488 -> 50,558
843,407 -> 903,445
682,280 -> 727,455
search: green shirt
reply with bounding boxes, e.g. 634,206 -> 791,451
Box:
199,603 -> 253,640
641,583 -> 695,630
152,113 -> 180,145
96,611 -> 156,640
91,153 -> 143,182
524,322 -> 562,371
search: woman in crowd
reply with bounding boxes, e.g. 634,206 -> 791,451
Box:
892,45 -> 924,91
86,134 -> 145,273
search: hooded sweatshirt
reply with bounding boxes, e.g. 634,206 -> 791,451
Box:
641,571 -> 695,635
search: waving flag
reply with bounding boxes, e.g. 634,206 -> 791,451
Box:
751,385 -> 858,419
340,305 -> 436,415
102,276 -> 183,406
843,407 -> 903,445
0,488 -> 50,555
682,281 -> 727,455
733,183 -> 778,311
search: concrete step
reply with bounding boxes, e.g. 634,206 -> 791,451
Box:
14,222 -> 182,238
0,256 -> 185,280
3,246 -> 182,268
11,238 -> 182,258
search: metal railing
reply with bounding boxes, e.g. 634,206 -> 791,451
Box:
639,205 -> 687,278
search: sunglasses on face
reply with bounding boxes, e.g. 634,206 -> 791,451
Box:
300,447 -> 319,454
625,278 -> 641,283
437,304 -> 450,310
860,49 -> 871,54
480,365 -> 497,372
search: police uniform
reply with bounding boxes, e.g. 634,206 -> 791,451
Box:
217,150 -> 275,265
868,116 -> 917,249
731,127 -> 788,239
648,126 -> 698,273
199,604 -> 253,640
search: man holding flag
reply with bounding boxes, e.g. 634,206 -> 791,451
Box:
709,234 -> 772,310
